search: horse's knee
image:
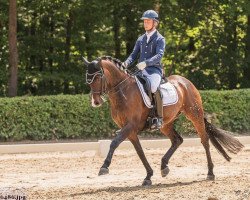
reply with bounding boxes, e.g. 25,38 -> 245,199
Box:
172,131 -> 183,146
176,134 -> 183,146
110,139 -> 119,150
110,131 -> 128,150
200,134 -> 210,146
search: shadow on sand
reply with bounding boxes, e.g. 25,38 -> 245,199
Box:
69,179 -> 209,197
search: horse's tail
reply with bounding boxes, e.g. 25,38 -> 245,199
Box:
204,118 -> 244,162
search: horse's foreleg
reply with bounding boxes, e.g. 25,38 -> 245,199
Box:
160,124 -> 183,177
128,134 -> 153,186
98,124 -> 131,176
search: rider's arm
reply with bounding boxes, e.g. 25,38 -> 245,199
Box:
125,39 -> 140,67
145,37 -> 165,67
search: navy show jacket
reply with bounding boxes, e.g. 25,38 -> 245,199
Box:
125,30 -> 165,76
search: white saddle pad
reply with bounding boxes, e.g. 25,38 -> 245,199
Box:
135,76 -> 179,108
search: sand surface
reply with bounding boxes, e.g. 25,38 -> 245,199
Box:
0,143 -> 249,200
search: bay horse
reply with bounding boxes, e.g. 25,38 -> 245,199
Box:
83,56 -> 244,186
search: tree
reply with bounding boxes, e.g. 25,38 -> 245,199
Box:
242,12 -> 250,87
8,0 -> 18,97
1,0 -> 249,97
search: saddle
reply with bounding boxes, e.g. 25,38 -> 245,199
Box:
136,73 -> 167,100
136,73 -> 153,102
136,73 -> 167,131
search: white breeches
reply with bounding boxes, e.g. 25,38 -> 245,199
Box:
142,70 -> 161,93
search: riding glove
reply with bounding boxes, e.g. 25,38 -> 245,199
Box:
122,62 -> 128,69
136,62 -> 147,70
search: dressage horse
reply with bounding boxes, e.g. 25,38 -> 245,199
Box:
83,56 -> 244,186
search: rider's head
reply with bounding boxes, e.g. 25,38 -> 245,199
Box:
141,10 -> 159,32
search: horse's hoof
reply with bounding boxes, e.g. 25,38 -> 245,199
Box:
142,179 -> 152,186
206,174 -> 215,180
161,166 -> 170,177
98,168 -> 109,176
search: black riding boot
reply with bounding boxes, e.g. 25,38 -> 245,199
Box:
151,89 -> 163,129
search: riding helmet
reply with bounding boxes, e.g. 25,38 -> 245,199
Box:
141,10 -> 159,23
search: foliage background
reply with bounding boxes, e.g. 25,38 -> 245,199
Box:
0,0 -> 250,96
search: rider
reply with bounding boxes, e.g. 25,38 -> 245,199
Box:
123,10 -> 165,129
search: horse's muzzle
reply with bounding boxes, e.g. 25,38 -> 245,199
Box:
91,94 -> 103,107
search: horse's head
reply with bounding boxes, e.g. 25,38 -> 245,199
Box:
83,57 -> 105,107
83,56 -> 129,107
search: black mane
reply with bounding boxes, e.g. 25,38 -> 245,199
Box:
100,56 -> 125,71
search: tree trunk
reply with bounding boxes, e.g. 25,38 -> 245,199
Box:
64,11 -> 73,94
125,8 -> 138,57
85,30 -> 94,60
8,0 -> 18,97
243,15 -> 250,87
113,9 -> 121,58
29,12 -> 37,69
222,14 -> 238,89
188,37 -> 196,52
228,14 -> 238,89
49,17 -> 54,71
65,11 -> 72,63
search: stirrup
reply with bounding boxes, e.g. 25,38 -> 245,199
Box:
151,117 -> 163,129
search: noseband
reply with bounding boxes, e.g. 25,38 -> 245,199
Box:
86,68 -> 107,96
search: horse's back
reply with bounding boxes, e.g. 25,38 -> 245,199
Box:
167,75 -> 202,103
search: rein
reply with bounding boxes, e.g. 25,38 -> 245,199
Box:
86,67 -> 134,99
86,56 -> 141,100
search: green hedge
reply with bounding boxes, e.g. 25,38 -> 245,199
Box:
0,89 -> 249,141
0,95 -> 116,141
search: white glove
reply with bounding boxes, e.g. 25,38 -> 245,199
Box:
136,62 -> 147,70
122,62 -> 128,69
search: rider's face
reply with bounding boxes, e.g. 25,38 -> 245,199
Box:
143,19 -> 154,31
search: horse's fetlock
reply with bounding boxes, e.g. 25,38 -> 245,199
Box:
161,157 -> 167,167
103,160 -> 111,168
148,169 -> 153,177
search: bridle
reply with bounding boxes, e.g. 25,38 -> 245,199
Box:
86,68 -> 107,96
86,64 -> 131,99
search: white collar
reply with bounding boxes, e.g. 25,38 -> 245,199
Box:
146,29 -> 157,38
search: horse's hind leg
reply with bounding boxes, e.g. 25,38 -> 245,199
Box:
194,120 -> 215,180
184,110 -> 215,180
160,123 -> 183,177
128,134 -> 153,186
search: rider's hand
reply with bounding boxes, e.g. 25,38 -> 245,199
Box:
122,62 -> 128,69
136,62 -> 147,70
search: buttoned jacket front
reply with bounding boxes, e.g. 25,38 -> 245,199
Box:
125,30 -> 165,76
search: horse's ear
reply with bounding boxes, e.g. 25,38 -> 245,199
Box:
82,57 -> 90,66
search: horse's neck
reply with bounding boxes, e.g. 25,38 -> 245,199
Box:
103,65 -> 127,88
108,77 -> 135,109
